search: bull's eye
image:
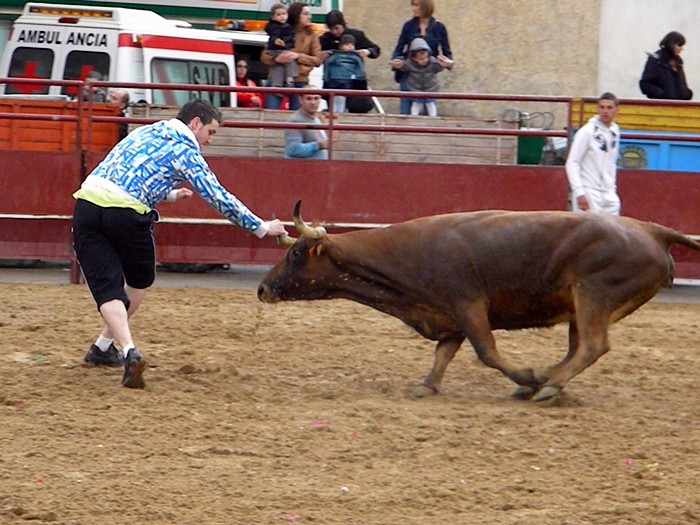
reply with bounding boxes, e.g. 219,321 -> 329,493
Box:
289,248 -> 303,262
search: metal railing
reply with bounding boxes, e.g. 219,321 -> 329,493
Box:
1,77 -> 574,159
6,78 -> 700,155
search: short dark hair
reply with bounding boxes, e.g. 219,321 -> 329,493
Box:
660,31 -> 686,53
325,10 -> 346,28
176,99 -> 223,126
599,92 -> 619,106
339,33 -> 355,46
270,3 -> 286,18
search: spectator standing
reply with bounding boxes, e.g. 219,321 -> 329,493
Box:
235,59 -> 264,108
565,92 -> 621,215
264,4 -> 298,89
261,2 -> 323,110
320,9 -> 380,114
73,99 -> 287,389
106,88 -> 130,142
284,87 -> 329,159
320,10 -> 381,60
391,0 -> 453,115
640,31 -> 693,100
390,37 -> 450,116
323,34 -> 366,113
81,70 -> 107,103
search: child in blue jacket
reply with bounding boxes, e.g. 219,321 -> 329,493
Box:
323,34 -> 366,113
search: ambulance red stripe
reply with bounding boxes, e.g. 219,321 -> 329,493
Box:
118,33 -> 233,54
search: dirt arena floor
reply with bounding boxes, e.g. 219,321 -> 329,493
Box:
1,276 -> 699,524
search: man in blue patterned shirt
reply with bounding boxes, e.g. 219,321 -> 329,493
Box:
72,99 -> 288,389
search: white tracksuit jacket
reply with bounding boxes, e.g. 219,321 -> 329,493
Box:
565,116 -> 621,215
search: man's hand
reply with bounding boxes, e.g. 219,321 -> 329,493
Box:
266,218 -> 288,237
275,50 -> 299,63
576,195 -> 590,211
436,55 -> 454,68
389,58 -> 404,69
166,188 -> 194,202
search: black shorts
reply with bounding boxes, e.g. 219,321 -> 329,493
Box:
72,199 -> 157,309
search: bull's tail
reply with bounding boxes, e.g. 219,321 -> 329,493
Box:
644,222 -> 700,288
663,230 -> 700,252
647,222 -> 700,252
647,224 -> 700,287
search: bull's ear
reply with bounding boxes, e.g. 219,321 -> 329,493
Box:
308,243 -> 325,257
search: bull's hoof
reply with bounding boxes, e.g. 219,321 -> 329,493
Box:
511,385 -> 536,400
532,385 -> 562,402
410,384 -> 437,399
509,368 -> 549,388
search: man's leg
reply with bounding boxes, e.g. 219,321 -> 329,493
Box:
97,285 -> 146,343
99,299 -> 133,350
75,202 -> 153,387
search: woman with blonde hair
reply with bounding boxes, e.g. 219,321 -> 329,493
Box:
391,0 -> 453,114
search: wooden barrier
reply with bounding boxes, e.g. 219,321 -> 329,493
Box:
3,151 -> 700,279
0,151 -> 81,263
0,99 -> 120,153
572,98 -> 700,133
92,154 -> 700,277
131,106 -> 519,165
1,92 -> 698,281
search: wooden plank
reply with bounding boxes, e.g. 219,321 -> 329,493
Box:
131,106 -> 520,164
573,98 -> 700,133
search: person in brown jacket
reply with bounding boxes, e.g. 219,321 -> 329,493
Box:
261,2 -> 322,110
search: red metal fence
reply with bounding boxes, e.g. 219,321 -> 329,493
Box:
1,78 -> 699,281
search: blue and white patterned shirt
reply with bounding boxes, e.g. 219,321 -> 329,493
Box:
74,118 -> 268,238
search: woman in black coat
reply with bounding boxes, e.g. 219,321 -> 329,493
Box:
640,31 -> 693,100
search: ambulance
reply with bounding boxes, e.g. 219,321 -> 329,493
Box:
0,1 -> 331,106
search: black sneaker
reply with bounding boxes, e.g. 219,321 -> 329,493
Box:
84,343 -> 124,367
121,348 -> 146,389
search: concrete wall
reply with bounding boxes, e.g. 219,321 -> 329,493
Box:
344,0 -> 600,121
598,0 -> 700,100
343,0 -> 700,122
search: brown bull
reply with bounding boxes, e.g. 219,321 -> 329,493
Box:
258,201 -> 700,402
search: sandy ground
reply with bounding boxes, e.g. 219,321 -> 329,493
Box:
1,265 -> 699,524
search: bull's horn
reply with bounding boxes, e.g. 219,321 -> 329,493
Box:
293,200 -> 326,239
276,234 -> 296,247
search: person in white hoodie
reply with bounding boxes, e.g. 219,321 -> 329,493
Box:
565,92 -> 621,215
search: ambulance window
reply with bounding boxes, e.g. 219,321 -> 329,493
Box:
5,47 -> 54,95
151,58 -> 231,107
60,51 -> 110,98
233,44 -> 267,85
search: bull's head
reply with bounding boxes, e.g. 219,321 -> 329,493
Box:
258,200 -> 333,303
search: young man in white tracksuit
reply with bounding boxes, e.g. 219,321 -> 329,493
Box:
565,92 -> 621,215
